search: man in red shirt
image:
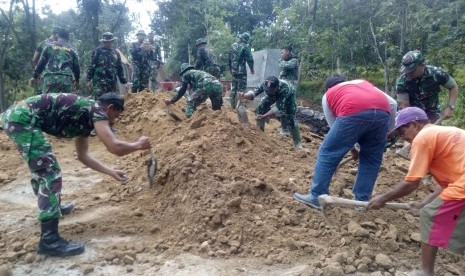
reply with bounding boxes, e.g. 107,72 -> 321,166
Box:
294,75 -> 393,209
369,107 -> 465,276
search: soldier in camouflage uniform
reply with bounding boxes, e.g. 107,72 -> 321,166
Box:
29,28 -> 80,94
147,32 -> 162,91
130,30 -> 151,93
1,93 -> 151,257
195,37 -> 220,79
164,63 -> 223,118
279,46 -> 299,90
86,32 -> 128,99
31,27 -> 59,95
396,50 -> 459,123
239,76 -> 302,149
228,32 -> 254,109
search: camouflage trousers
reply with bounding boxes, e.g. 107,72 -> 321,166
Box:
205,65 -> 221,80
186,81 -> 223,118
230,73 -> 247,108
149,61 -> 159,91
92,81 -> 119,99
1,105 -> 63,222
42,74 -> 74,94
132,64 -> 150,93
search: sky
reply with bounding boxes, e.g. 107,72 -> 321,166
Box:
32,0 -> 157,36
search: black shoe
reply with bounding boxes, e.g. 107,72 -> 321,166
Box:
37,219 -> 85,257
60,202 -> 74,215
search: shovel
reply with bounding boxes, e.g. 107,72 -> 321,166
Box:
317,195 -> 410,223
147,149 -> 157,188
236,100 -> 249,124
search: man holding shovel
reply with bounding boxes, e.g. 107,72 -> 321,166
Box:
1,93 -> 151,257
369,107 -> 465,276
293,76 -> 395,209
238,76 -> 302,149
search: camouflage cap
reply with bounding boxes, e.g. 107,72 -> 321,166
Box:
136,30 -> 146,36
400,50 -> 425,75
100,32 -> 117,42
239,32 -> 251,43
180,63 -> 194,76
195,38 -> 207,46
263,76 -> 280,92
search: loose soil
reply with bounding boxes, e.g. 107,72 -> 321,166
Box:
0,92 -> 463,275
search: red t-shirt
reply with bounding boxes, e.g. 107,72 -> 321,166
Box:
326,80 -> 391,116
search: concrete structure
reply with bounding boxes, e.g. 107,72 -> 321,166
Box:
246,49 -> 281,89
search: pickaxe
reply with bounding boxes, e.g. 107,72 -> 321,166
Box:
317,195 -> 410,223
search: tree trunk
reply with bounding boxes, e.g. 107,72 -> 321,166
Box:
369,17 -> 389,93
0,1 -> 15,111
297,0 -> 318,95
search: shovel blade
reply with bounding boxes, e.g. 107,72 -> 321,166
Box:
147,155 -> 157,188
236,103 -> 248,124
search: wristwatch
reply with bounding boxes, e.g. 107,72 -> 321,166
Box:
447,104 -> 456,110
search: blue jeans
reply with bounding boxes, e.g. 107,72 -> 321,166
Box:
310,109 -> 390,201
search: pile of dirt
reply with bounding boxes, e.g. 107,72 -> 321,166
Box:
0,91 -> 464,275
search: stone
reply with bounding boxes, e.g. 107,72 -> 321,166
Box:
410,232 -> 421,243
227,197 -> 242,208
81,265 -> 94,275
375,253 -> 393,268
322,264 -> 344,276
123,255 -> 134,265
199,241 -> 211,252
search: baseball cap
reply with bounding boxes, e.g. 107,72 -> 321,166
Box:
100,32 -> 117,42
98,93 -> 125,111
263,76 -> 280,92
400,50 -> 425,75
392,107 -> 428,133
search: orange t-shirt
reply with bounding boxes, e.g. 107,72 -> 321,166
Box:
405,124 -> 465,200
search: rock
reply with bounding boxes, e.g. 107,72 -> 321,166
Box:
227,197 -> 242,208
410,232 -> 421,242
342,189 -> 353,198
344,265 -> 357,274
190,114 -> 208,129
0,265 -> 12,276
375,253 -> 393,268
122,255 -> 135,265
81,265 -> 94,275
199,241 -> 210,253
360,256 -> 372,265
23,253 -> 35,264
218,235 -> 229,243
322,263 -> 344,276
0,252 -> 17,262
360,221 -> 377,229
331,252 -> 346,265
374,218 -> 387,225
357,263 -> 369,272
382,239 -> 399,252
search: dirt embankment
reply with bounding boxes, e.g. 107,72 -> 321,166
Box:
0,92 -> 463,275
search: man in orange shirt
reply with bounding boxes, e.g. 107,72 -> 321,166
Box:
368,107 -> 465,276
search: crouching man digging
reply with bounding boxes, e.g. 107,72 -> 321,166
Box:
1,93 -> 151,257
368,107 -> 465,276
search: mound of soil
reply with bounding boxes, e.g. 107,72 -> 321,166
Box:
0,92 -> 463,275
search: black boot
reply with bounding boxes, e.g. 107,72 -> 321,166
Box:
37,219 -> 85,257
60,202 -> 74,215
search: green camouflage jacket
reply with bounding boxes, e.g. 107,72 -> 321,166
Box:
86,46 -> 127,85
172,70 -> 217,103
33,41 -> 80,81
253,80 -> 297,115
279,56 -> 299,81
396,65 -> 456,112
228,42 -> 254,75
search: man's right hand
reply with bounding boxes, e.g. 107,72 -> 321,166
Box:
237,92 -> 244,101
165,99 -> 173,106
28,78 -> 37,87
137,136 -> 151,150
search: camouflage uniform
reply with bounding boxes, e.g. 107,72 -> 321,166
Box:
32,38 -> 54,95
279,55 -> 299,90
130,41 -> 151,92
86,46 -> 127,99
228,33 -> 254,108
396,65 -> 457,121
1,93 -> 107,221
33,41 -> 80,94
195,39 -> 220,79
171,66 -> 223,118
148,39 -> 162,91
252,78 -> 301,148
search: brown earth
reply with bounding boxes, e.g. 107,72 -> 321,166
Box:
0,91 -> 464,275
